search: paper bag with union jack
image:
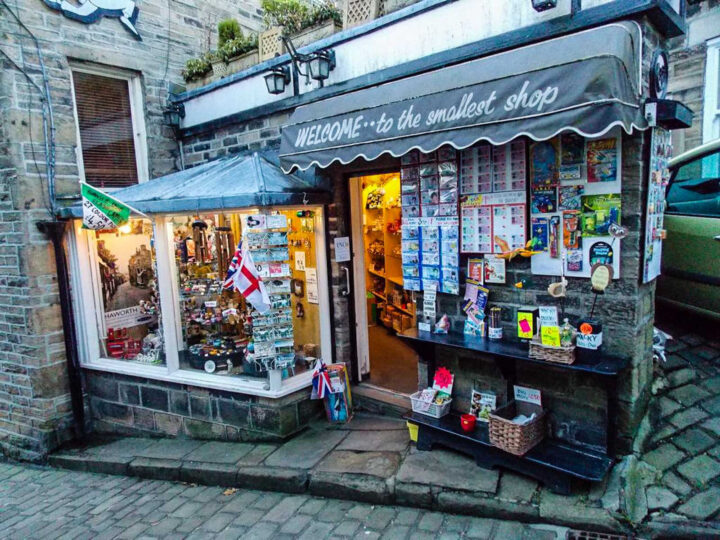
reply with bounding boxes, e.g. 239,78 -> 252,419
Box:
223,241 -> 271,313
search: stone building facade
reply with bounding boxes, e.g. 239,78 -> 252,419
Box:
1,0 -> 688,466
0,0 -> 262,461
668,0 -> 720,154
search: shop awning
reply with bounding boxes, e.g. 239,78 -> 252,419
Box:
280,22 -> 646,173
61,152 -> 329,217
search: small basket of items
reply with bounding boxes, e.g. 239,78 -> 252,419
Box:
528,306 -> 576,365
410,367 -> 454,418
489,385 -> 546,456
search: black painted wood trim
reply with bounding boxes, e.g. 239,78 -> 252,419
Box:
178,0 -> 684,139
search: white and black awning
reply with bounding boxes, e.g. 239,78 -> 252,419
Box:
279,22 -> 647,173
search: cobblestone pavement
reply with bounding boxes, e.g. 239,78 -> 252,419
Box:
639,316 -> 720,522
0,462 -> 574,539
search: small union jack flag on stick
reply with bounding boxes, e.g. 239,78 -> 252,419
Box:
223,241 -> 271,314
311,359 -> 334,400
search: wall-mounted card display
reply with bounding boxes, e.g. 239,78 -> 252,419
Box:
460,191 -> 526,254
460,141 -> 526,194
642,128 -> 672,283
530,130 -> 622,279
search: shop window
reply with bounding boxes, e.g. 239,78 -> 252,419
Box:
170,208 -> 324,380
94,219 -> 164,364
70,67 -> 148,189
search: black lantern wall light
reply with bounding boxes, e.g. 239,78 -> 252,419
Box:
531,0 -> 557,11
264,35 -> 336,96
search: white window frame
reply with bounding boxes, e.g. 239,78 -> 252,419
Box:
703,37 -> 720,143
68,206 -> 332,398
69,62 -> 150,188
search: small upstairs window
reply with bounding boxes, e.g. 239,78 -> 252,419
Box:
71,68 -> 147,189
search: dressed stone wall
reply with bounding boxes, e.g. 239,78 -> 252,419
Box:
0,0 -> 262,461
84,371 -> 321,441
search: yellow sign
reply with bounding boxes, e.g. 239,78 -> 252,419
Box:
517,312 -> 535,339
541,326 -> 561,347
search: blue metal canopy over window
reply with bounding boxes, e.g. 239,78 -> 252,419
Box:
280,22 -> 647,173
62,152 -> 329,217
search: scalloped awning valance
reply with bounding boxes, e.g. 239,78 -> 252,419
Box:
279,22 -> 647,173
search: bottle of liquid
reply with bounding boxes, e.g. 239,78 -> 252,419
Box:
560,318 -> 574,347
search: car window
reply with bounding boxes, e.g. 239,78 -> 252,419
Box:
666,149 -> 720,217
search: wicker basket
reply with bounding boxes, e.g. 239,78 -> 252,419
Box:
489,400 -> 546,456
410,391 -> 452,418
528,337 -> 576,365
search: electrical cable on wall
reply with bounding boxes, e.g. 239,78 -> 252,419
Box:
1,0 -> 57,217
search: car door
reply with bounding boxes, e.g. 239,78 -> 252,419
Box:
658,147 -> 720,319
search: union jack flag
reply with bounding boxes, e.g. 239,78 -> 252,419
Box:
311,359 -> 334,400
223,240 -> 270,314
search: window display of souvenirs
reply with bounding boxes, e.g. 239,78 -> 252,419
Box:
171,210 -> 321,379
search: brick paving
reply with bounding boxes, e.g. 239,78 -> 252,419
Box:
640,319 -> 720,523
0,462 -> 573,539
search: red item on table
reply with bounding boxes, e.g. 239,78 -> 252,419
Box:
460,414 -> 477,432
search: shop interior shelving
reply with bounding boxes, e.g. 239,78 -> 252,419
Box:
362,173 -> 416,330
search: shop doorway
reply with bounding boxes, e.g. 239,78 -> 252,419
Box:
349,173 -> 419,395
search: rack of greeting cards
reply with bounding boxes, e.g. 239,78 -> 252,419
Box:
243,214 -> 296,376
400,147 -> 461,295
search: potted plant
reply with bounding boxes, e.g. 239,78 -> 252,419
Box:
211,19 -> 242,78
259,0 -> 342,61
182,53 -> 213,90
220,33 -> 260,76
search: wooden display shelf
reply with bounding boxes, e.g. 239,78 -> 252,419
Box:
398,328 -> 628,377
369,290 -> 386,301
404,411 -> 613,494
398,327 -> 629,476
368,268 -> 386,279
389,303 -> 413,316
386,275 -> 404,287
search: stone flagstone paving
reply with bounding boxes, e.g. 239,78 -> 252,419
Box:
0,461 -> 578,539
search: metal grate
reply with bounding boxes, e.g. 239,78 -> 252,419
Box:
343,0 -> 380,29
566,531 -> 630,540
259,27 -> 284,61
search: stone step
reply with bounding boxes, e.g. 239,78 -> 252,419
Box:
351,384 -> 411,418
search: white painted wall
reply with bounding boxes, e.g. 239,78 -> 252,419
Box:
181,0 -> 621,129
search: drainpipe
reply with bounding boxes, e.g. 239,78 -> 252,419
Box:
36,220 -> 85,438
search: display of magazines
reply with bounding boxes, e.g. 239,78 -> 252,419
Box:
243,214 -> 295,374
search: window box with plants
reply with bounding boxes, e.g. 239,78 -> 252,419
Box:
259,0 -> 342,61
182,53 -> 214,91
213,19 -> 260,78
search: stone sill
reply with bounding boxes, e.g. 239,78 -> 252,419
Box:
81,358 -> 312,399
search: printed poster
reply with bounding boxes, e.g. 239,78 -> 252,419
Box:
530,139 -> 559,187
587,138 -> 618,183
560,133 -> 585,180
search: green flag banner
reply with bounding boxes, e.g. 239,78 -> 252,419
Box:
81,182 -> 132,230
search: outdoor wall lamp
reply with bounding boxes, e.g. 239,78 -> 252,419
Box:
162,101 -> 185,131
264,64 -> 291,95
532,0 -> 557,11
263,35 -> 336,96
